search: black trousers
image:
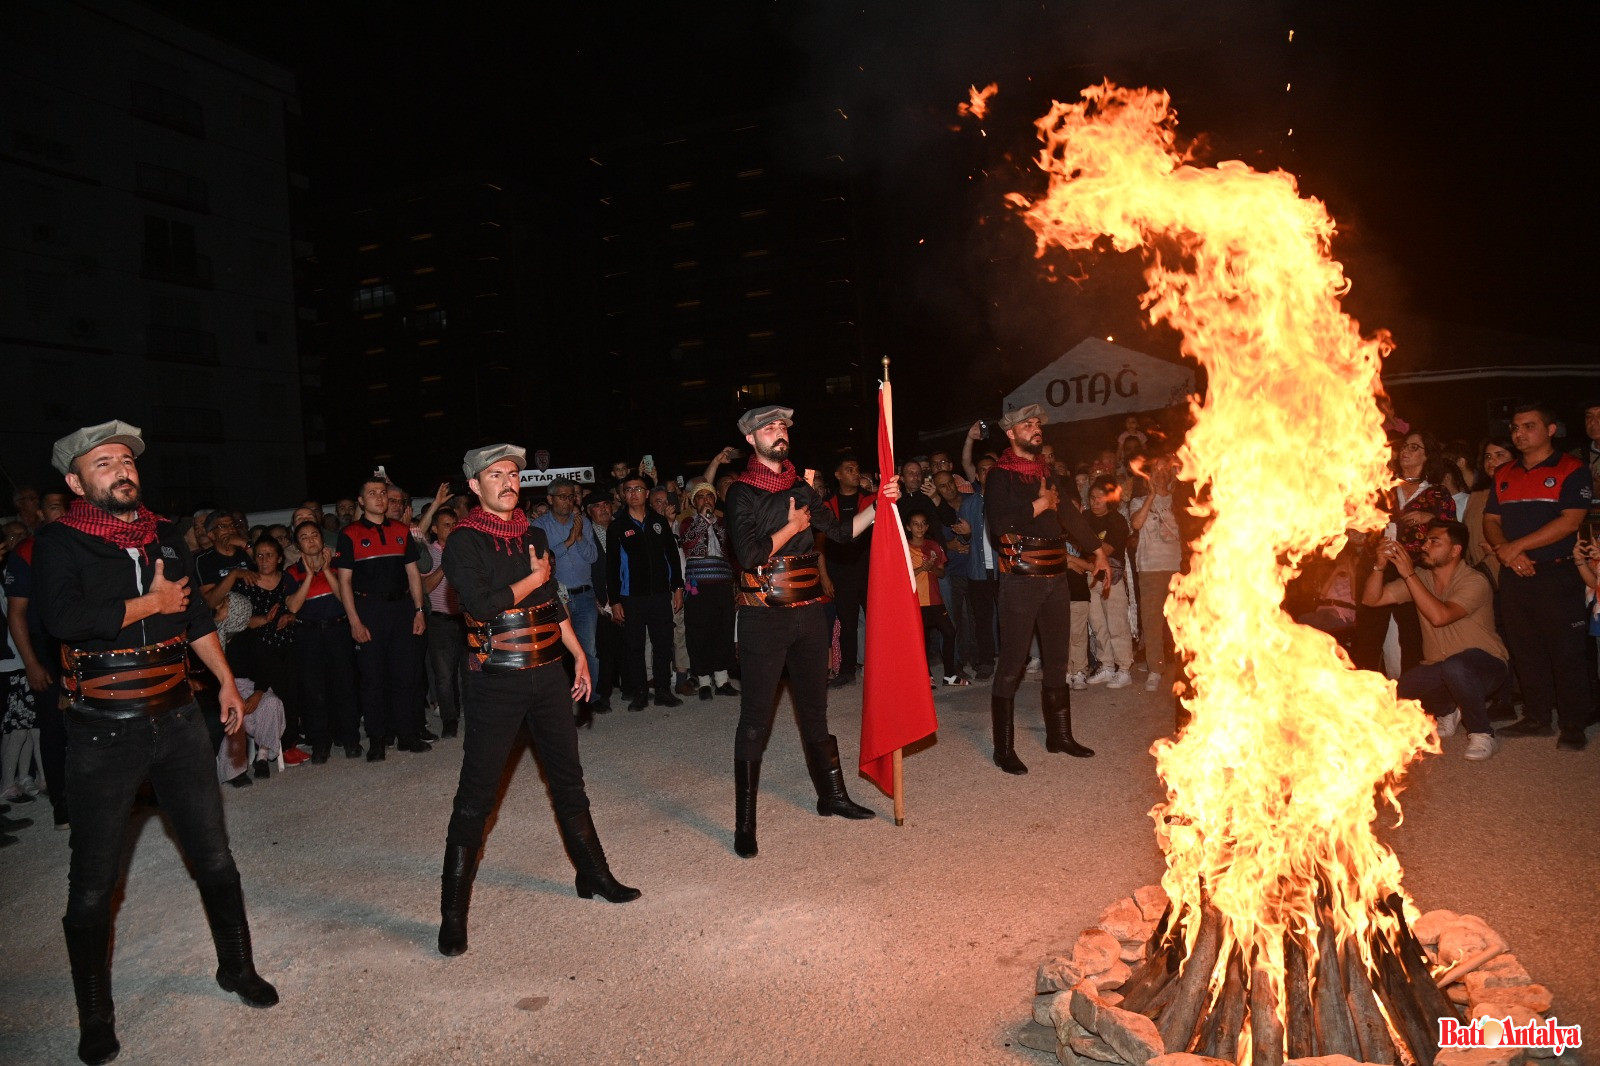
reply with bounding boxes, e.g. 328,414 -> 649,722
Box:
922,605 -> 958,678
446,663 -> 588,849
426,614 -> 467,726
595,610 -> 623,700
994,573 -> 1071,698
295,621 -> 360,748
684,581 -> 736,677
63,702 -> 239,925
831,570 -> 868,679
622,593 -> 675,695
354,597 -> 424,745
1353,597 -> 1423,675
1499,565 -> 1590,735
967,576 -> 998,669
734,603 -> 833,761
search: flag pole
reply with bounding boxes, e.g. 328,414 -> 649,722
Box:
881,354 -> 907,827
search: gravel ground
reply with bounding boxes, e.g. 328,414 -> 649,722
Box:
2,671 -> 1596,1064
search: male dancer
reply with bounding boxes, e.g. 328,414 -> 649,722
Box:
723,405 -> 899,857
983,405 -> 1108,774
436,444 -> 639,958
35,420 -> 277,1065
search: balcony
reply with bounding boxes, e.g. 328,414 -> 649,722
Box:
130,81 -> 205,137
141,250 -> 213,290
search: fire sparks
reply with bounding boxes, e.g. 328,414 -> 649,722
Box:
1008,82 -> 1437,1056
959,82 -> 999,120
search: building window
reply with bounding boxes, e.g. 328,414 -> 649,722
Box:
149,405 -> 223,441
825,375 -> 853,397
136,163 -> 209,211
130,80 -> 205,137
738,381 -> 782,404
142,215 -> 211,286
240,94 -> 269,133
352,284 -> 396,311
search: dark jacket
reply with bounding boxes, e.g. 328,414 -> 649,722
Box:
440,523 -> 567,624
725,479 -> 858,569
606,509 -> 683,598
984,466 -> 1101,553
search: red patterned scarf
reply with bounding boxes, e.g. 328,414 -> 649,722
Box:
456,506 -> 529,554
57,498 -> 161,559
993,447 -> 1052,482
736,456 -> 799,492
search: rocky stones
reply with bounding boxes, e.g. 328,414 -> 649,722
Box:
1074,929 -> 1124,977
1098,898 -> 1150,942
1147,1056 -> 1234,1066
1434,1049 -> 1530,1066
1134,884 -> 1169,922
1471,985 -> 1552,1014
1436,914 -> 1506,968
1069,1028 -> 1124,1061
1039,955 -> 1086,993
1089,960 -> 1133,992
1019,1019 -> 1060,1053
1413,909 -> 1460,945
1036,990 -> 1068,1026
1283,1058 -> 1375,1066
1069,986 -> 1165,1066
1119,939 -> 1148,964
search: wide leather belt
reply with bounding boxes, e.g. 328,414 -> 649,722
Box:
61,635 -> 191,717
738,552 -> 829,608
466,600 -> 564,673
997,534 -> 1070,576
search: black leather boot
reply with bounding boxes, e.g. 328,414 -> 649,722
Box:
653,684 -> 682,708
197,881 -> 279,1008
558,812 -> 641,903
1043,686 -> 1094,757
803,735 -> 874,819
734,759 -> 760,858
991,695 -> 1029,774
437,843 -> 479,957
63,919 -> 119,1065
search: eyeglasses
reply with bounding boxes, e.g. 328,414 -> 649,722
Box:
550,492 -> 576,499
624,486 -> 647,493
1399,442 -> 1425,452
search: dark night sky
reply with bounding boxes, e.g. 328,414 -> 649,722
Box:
154,1 -> 1595,430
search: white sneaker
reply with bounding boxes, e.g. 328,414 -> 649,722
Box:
1435,709 -> 1461,738
1106,669 -> 1132,689
1069,671 -> 1088,691
1464,733 -> 1498,761
1144,673 -> 1162,693
1025,657 -> 1042,677
1086,665 -> 1116,685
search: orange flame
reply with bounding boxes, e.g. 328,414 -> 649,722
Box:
1008,82 -> 1437,1052
959,82 -> 999,120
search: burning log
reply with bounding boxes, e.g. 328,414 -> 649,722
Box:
1194,946 -> 1247,1060
1370,932 -> 1437,1066
1249,956 -> 1285,1066
1283,932 -> 1315,1060
1156,903 -> 1222,1052
1120,908 -> 1182,1015
1311,916 -> 1360,1058
1383,895 -> 1463,1025
1340,940 -> 1397,1065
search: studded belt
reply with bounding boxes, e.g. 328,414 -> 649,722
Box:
738,552 -> 828,608
61,635 -> 191,718
466,600 -> 565,673
996,534 -> 1070,576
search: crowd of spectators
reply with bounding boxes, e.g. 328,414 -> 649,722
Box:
2,400 -> 1598,844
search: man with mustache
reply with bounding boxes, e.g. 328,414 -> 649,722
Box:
983,404 -> 1108,775
435,444 -> 638,958
334,474 -> 430,760
723,405 -> 901,858
34,420 -> 277,1065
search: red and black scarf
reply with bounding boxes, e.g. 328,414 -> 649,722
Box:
993,448 -> 1052,482
457,506 -> 528,554
57,498 -> 161,561
736,456 -> 799,493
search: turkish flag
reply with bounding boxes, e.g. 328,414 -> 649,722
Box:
859,381 -> 938,792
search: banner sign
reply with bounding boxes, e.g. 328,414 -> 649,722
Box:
519,466 -> 595,487
1004,337 -> 1195,422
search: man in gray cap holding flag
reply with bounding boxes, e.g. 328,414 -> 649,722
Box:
34,420 -> 278,1065
722,404 -> 900,858
434,443 -> 639,959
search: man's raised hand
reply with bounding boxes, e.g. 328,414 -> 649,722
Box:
787,495 -> 811,533
528,544 -> 553,587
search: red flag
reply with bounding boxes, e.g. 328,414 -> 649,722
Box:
859,380 -> 938,792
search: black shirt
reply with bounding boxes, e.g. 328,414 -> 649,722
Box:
725,479 -> 857,570
984,466 -> 1101,553
441,523 -> 567,624
823,491 -> 872,575
334,517 -> 419,597
195,545 -> 252,587
35,519 -> 216,653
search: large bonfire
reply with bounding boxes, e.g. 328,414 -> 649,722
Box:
1007,83 -> 1442,1062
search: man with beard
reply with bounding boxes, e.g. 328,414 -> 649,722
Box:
435,444 -> 638,958
723,405 -> 901,858
34,420 -> 277,1064
335,476 -> 430,760
1363,521 -> 1509,761
983,404 -> 1108,775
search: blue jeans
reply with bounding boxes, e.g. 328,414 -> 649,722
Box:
565,591 -> 600,699
64,701 -> 239,925
1395,648 -> 1508,736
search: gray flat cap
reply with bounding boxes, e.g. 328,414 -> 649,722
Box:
737,405 -> 794,435
998,404 -> 1048,431
462,443 -> 527,479
52,419 -> 145,475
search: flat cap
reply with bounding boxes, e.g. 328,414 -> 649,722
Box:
52,419 -> 145,475
737,404 -> 794,435
997,403 -> 1048,431
462,442 -> 527,479
582,489 -> 612,509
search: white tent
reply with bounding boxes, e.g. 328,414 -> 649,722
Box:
1003,337 -> 1194,423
